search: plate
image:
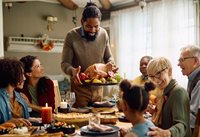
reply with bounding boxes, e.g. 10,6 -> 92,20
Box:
83,82 -> 119,86
80,125 -> 119,135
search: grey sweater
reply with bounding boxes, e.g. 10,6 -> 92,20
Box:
61,26 -> 115,75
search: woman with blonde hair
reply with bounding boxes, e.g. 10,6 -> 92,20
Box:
146,57 -> 191,137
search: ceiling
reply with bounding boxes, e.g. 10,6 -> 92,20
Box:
2,0 -> 154,10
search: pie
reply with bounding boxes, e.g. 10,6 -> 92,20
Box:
54,113 -> 91,123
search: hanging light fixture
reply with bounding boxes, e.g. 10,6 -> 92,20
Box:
139,0 -> 147,11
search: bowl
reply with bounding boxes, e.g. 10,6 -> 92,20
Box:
0,129 -> 9,135
60,126 -> 75,134
46,126 -> 60,133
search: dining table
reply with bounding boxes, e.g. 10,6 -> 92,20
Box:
0,118 -> 132,137
0,94 -> 135,137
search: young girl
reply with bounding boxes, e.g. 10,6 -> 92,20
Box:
120,79 -> 155,137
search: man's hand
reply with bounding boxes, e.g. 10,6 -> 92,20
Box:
147,127 -> 171,137
71,66 -> 82,85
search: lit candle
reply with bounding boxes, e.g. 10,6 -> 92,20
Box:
60,100 -> 68,109
41,103 -> 52,124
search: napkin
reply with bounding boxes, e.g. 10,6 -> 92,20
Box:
87,123 -> 113,132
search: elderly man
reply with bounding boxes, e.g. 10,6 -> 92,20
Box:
178,45 -> 200,132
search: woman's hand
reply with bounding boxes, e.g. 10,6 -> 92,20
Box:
8,118 -> 32,127
120,128 -> 129,137
147,127 -> 171,137
0,122 -> 16,128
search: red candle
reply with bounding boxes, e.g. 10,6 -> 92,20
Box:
41,103 -> 52,124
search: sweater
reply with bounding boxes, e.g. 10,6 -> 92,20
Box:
160,79 -> 191,137
61,26 -> 115,107
17,78 -> 55,111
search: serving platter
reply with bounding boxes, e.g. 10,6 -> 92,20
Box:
83,82 -> 119,86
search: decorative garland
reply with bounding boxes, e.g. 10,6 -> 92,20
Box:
37,40 -> 54,51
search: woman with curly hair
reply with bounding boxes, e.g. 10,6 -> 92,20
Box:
0,58 -> 31,126
17,55 -> 55,117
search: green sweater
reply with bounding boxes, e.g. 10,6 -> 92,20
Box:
160,79 -> 191,137
61,26 -> 115,74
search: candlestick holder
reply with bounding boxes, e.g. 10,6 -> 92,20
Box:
58,106 -> 71,113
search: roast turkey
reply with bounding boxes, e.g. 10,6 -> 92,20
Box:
84,63 -> 118,79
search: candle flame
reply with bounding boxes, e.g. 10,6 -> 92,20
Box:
45,103 -> 48,107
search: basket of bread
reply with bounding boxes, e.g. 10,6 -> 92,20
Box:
100,115 -> 118,124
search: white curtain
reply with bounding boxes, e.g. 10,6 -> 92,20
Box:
110,0 -> 199,88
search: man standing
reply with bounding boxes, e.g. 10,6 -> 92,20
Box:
61,2 -> 115,107
178,45 -> 200,132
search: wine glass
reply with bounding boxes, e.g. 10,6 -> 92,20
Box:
111,86 -> 119,104
66,92 -> 76,111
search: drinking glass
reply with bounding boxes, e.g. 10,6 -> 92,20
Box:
66,92 -> 76,110
111,86 -> 119,104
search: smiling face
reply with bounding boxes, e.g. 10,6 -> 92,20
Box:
148,68 -> 171,90
178,49 -> 197,76
81,18 -> 100,41
26,59 -> 44,79
147,57 -> 172,90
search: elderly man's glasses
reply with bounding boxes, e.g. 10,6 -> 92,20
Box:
178,56 -> 195,63
148,67 -> 168,80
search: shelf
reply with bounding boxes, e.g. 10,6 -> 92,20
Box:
6,36 -> 65,53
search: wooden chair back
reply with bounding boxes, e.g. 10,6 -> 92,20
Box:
53,80 -> 61,112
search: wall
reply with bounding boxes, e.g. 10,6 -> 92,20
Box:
0,1 -> 3,57
3,1 -> 83,75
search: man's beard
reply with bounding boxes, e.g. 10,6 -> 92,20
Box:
84,31 -> 98,41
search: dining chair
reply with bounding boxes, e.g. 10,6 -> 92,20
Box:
53,80 -> 61,113
192,108 -> 200,137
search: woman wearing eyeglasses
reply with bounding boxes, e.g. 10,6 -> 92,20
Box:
146,57 -> 191,137
17,55 -> 55,117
